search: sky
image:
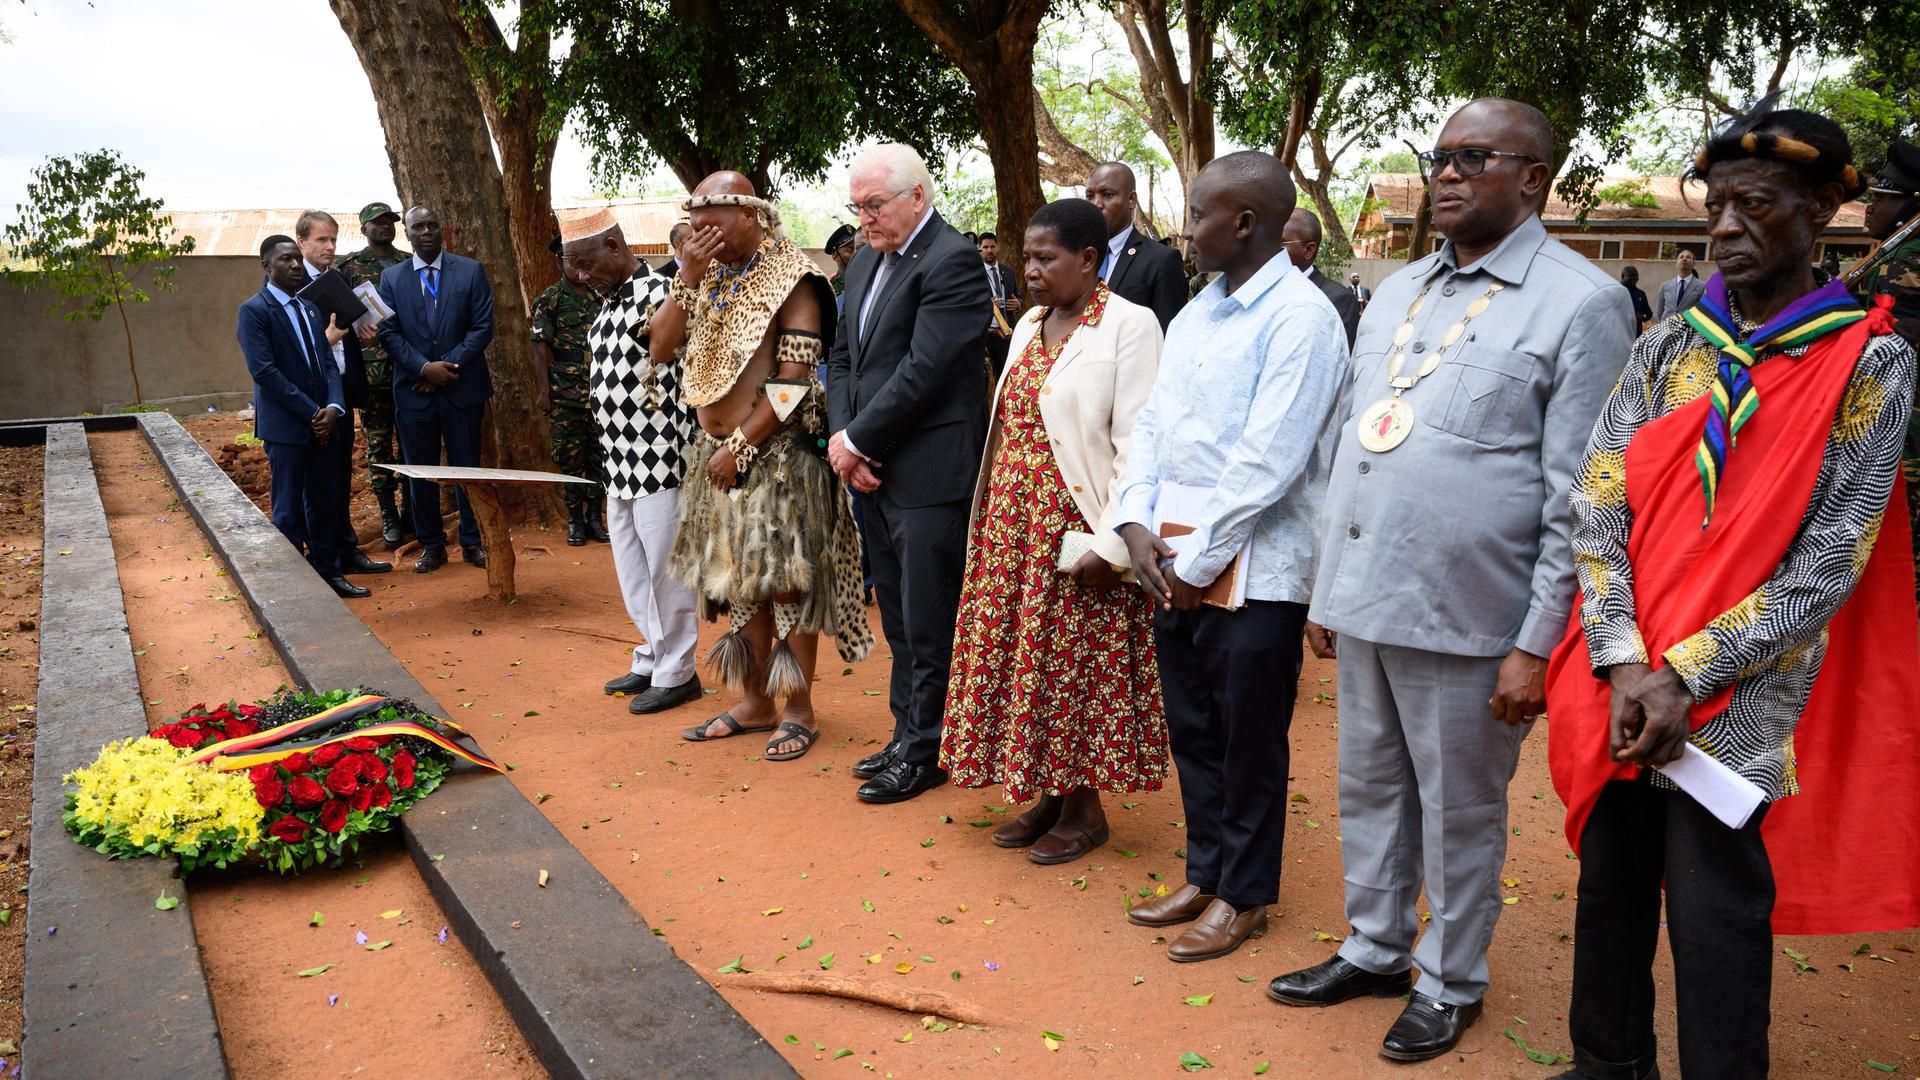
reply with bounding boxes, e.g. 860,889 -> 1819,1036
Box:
0,0 -> 604,224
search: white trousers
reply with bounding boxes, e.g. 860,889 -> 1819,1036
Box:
606,488 -> 699,687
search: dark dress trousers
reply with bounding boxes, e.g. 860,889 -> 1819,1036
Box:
236,286 -> 349,575
377,253 -> 495,551
1103,227 -> 1189,330
1306,267 -> 1362,348
827,210 -> 991,766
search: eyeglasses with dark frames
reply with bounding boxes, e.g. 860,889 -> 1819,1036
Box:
1418,148 -> 1541,182
845,188 -> 914,219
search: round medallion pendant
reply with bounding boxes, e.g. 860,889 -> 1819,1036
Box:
1356,396 -> 1415,453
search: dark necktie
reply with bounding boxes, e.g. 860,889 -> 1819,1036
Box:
862,251 -> 901,337
286,298 -> 321,380
421,265 -> 440,322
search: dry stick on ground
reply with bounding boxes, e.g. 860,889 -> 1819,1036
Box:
538,624 -> 643,646
725,972 -> 994,1026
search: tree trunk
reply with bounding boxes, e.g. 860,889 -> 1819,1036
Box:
896,0 -> 1049,268
1034,98 -> 1102,188
1112,0 -> 1217,206
330,0 -> 563,526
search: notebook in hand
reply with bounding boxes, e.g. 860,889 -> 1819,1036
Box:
1151,482 -> 1249,610
296,268 -> 370,331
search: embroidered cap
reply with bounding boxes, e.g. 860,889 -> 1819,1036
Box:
557,206 -> 620,244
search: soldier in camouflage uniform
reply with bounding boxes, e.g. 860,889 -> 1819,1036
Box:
1854,140 -> 1920,607
336,202 -> 413,547
533,236 -> 608,546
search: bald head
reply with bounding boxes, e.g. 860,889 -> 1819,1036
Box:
404,205 -> 443,261
1282,208 -> 1323,270
1086,163 -> 1140,239
1430,98 -> 1555,259
692,170 -> 757,199
1456,98 -> 1555,166
1185,151 -> 1296,285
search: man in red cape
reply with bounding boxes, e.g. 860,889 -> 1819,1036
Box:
1545,106 -> 1920,1080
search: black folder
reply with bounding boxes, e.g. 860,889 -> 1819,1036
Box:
296,268 -> 369,330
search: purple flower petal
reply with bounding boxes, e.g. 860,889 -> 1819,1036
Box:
327,994 -> 339,1007
46,926 -> 55,936
437,926 -> 448,944
354,930 -> 368,945
983,961 -> 998,971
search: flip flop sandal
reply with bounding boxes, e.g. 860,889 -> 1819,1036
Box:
763,720 -> 818,762
680,712 -> 775,743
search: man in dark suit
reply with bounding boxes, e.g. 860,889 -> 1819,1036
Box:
978,231 -> 1023,375
1283,209 -> 1361,347
826,143 -> 991,804
236,235 -> 364,598
1654,249 -> 1707,321
1085,161 -> 1188,328
377,205 -> 496,573
295,209 -> 392,578
1348,273 -> 1371,306
1619,265 -> 1653,329
655,221 -> 690,279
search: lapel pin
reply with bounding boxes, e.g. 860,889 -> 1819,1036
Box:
1126,248 -> 1137,255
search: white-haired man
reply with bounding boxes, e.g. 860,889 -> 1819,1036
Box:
826,142 -> 993,803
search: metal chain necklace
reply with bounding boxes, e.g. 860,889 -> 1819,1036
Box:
1356,277 -> 1506,452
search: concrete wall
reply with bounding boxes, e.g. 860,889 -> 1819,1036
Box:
0,256 -> 264,419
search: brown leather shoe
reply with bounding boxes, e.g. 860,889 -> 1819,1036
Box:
1126,883 -> 1217,928
1167,899 -> 1267,963
991,796 -> 1062,849
1027,816 -> 1108,865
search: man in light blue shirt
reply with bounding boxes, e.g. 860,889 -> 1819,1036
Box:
1114,151 -> 1346,964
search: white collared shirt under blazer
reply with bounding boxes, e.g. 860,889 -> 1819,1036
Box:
1311,216 -> 1638,657
970,289 -> 1163,567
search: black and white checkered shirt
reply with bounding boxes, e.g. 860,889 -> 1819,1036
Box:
589,267 -> 690,499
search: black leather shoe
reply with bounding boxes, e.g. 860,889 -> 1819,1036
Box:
603,672 -> 651,696
1380,992 -> 1482,1062
1541,1054 -> 1660,1080
342,549 -> 393,574
628,677 -> 702,714
1267,955 -> 1412,1007
462,545 -> 487,568
586,512 -> 611,543
851,741 -> 903,780
326,575 -> 371,599
856,759 -> 948,804
567,519 -> 587,546
414,547 -> 447,573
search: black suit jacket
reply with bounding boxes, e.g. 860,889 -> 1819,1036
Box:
1306,267 -> 1361,347
826,210 -> 990,508
1104,227 -> 1187,329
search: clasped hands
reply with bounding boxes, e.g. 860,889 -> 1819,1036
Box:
827,431 -> 881,493
413,359 -> 459,395
1603,662 -> 1693,767
1119,523 -> 1204,610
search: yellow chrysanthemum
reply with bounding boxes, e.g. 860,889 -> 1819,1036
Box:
1663,632 -> 1719,683
65,738 -> 264,851
1835,373 -> 1888,444
1577,450 -> 1629,509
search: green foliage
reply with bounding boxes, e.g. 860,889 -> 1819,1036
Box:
1595,179 -> 1658,208
940,172 -> 1001,237
1034,20 -> 1169,171
2,150 -> 194,321
534,0 -> 979,192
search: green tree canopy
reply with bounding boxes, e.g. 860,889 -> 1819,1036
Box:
3,149 -> 194,405
536,0 -> 981,194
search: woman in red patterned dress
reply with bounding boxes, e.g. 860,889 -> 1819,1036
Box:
939,199 -> 1167,865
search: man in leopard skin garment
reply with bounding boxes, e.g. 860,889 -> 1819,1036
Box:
649,172 -> 873,762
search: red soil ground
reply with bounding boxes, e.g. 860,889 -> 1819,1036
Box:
183,412 -> 1919,1078
90,429 -> 544,1080
0,446 -> 44,1066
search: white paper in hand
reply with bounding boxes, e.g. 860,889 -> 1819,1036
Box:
352,281 -> 395,330
1655,744 -> 1767,829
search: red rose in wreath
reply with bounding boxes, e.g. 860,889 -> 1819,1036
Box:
349,785 -> 376,812
224,719 -> 258,739
318,798 -> 350,834
268,817 -> 309,844
391,749 -> 417,790
324,765 -> 360,798
280,751 -> 311,774
237,703 -> 262,719
287,775 -> 328,807
167,726 -> 207,749
253,776 -> 287,808
369,784 -> 394,810
248,763 -> 276,784
344,736 -> 379,751
310,744 -> 346,768
355,754 -> 388,782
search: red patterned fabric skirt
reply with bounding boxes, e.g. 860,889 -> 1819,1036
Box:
937,323 -> 1166,803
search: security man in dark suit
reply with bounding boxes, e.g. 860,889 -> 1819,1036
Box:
826,144 -> 991,804
376,205 -> 496,572
236,235 -> 366,598
1086,161 -> 1189,328
1282,208 -> 1362,346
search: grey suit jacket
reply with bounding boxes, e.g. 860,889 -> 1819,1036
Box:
1310,216 -> 1637,658
1654,272 -> 1706,322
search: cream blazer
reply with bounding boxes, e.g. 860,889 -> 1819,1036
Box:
967,289 -> 1163,567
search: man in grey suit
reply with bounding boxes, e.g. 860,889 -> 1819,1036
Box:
377,205 -> 496,573
1654,248 -> 1707,321
1266,99 -> 1636,1062
827,143 -> 991,805
1283,209 -> 1361,346
1086,162 -> 1188,328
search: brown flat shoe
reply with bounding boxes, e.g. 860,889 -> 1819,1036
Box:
1126,883 -> 1217,928
991,796 -> 1063,848
1027,817 -> 1109,865
1167,899 -> 1267,963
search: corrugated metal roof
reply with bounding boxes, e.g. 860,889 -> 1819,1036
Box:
161,197 -> 685,258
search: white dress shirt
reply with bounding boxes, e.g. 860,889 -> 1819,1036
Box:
846,207 -> 935,462
264,281 -> 343,415
1100,228 -> 1129,280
